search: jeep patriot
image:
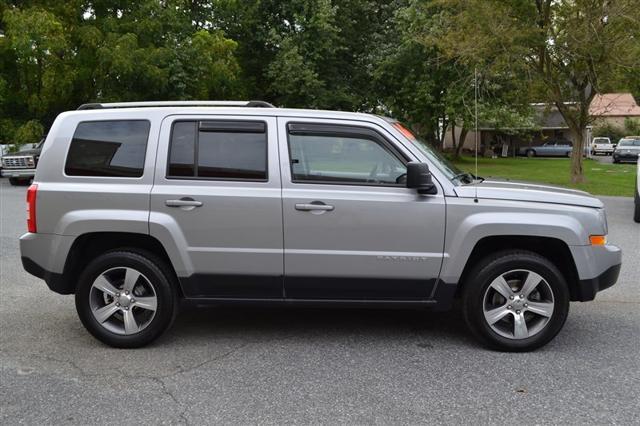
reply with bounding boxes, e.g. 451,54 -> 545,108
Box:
20,101 -> 622,350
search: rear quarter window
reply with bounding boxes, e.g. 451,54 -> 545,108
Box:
65,120 -> 151,177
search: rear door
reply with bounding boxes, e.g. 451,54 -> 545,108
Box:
150,115 -> 283,298
278,118 -> 446,300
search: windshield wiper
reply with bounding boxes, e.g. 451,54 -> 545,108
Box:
452,172 -> 485,184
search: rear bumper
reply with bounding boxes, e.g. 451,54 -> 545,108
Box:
20,233 -> 76,294
21,256 -> 70,294
1,168 -> 36,178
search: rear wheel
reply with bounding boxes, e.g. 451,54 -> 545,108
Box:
526,150 -> 535,158
462,250 -> 569,352
75,250 -> 178,348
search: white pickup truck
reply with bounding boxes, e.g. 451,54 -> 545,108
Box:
591,137 -> 615,156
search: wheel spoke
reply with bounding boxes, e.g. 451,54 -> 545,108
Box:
513,313 -> 529,339
133,296 -> 157,312
122,268 -> 141,292
92,275 -> 119,297
526,301 -> 554,318
520,271 -> 543,297
484,306 -> 511,325
490,276 -> 514,299
93,303 -> 119,323
122,310 -> 139,334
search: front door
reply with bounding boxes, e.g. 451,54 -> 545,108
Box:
278,118 -> 446,300
150,115 -> 283,298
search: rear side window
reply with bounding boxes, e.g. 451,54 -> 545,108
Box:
65,120 -> 150,177
167,120 -> 267,180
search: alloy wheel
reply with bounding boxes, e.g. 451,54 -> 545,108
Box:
482,269 -> 555,340
89,267 -> 158,335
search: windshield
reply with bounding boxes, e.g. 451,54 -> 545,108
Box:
617,139 -> 640,147
389,121 -> 470,184
593,138 -> 609,143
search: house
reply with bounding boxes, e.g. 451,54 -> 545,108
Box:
444,93 -> 640,154
589,93 -> 640,128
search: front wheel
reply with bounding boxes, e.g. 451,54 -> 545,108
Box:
462,250 -> 569,352
526,150 -> 535,158
75,250 -> 178,348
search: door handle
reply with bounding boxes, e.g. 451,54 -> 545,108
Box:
165,198 -> 203,208
295,203 -> 334,212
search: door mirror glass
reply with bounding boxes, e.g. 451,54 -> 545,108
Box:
406,162 -> 437,194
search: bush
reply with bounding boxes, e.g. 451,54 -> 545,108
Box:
593,122 -> 625,144
14,120 -> 44,148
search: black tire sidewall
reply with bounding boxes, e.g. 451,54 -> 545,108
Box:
463,251 -> 570,352
75,250 -> 177,348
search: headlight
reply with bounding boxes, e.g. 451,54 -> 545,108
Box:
25,156 -> 35,167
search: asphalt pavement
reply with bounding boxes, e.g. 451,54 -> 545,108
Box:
1,178 -> 639,425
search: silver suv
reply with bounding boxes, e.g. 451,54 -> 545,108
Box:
20,101 -> 622,351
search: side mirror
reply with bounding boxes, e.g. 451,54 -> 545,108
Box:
406,162 -> 437,195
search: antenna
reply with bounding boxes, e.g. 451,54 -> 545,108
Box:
474,67 -> 479,202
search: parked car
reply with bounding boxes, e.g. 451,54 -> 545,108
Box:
20,101 -> 621,351
519,140 -> 573,157
635,159 -> 639,223
0,144 -> 12,176
590,137 -> 615,156
612,137 -> 640,163
1,140 -> 44,185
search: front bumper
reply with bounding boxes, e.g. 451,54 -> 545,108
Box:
1,168 -> 36,178
569,244 -> 622,301
575,264 -> 621,301
613,152 -> 640,162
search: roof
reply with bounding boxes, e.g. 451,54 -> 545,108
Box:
589,93 -> 640,117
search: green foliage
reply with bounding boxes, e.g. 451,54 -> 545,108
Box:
14,119 -> 43,145
624,118 -> 640,136
593,122 -> 626,144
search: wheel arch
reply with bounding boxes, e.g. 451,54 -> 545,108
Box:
57,232 -> 183,296
454,235 -> 581,301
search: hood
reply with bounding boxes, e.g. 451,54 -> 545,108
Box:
454,179 -> 603,208
615,146 -> 640,152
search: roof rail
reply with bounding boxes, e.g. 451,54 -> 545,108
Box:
76,100 -> 276,110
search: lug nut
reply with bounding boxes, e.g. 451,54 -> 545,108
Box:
507,305 -> 512,310
125,291 -> 129,295
131,298 -> 135,303
524,303 -> 528,308
116,293 -> 120,297
124,306 -> 129,310
116,302 -> 120,307
509,295 -> 514,300
519,294 -> 524,299
516,310 -> 521,314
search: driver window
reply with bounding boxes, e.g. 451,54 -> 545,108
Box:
288,132 -> 406,185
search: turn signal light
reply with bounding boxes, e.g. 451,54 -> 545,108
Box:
589,235 -> 606,246
26,184 -> 38,233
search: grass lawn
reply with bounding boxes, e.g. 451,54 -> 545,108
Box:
450,156 -> 637,197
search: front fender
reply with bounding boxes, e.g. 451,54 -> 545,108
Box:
440,198 -> 601,284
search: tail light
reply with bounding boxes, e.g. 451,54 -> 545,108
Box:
26,184 -> 38,233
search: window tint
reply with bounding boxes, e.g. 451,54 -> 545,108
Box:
66,120 -> 150,177
168,122 -> 196,176
167,121 -> 267,180
288,131 -> 406,185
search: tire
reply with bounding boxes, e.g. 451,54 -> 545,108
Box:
526,150 -> 535,158
75,250 -> 178,348
461,250 -> 569,352
566,151 -> 571,157
9,177 -> 25,186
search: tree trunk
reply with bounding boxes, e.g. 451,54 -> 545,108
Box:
455,128 -> 469,158
569,126 -> 585,184
450,120 -> 457,151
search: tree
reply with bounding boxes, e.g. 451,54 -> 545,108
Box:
438,0 -> 640,182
